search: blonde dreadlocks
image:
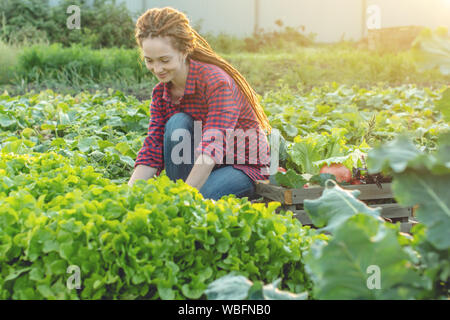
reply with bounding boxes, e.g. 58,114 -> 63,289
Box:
135,7 -> 272,133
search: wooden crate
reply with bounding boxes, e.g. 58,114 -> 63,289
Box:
368,26 -> 424,52
255,180 -> 415,232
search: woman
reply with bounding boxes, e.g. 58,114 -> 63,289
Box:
128,7 -> 271,201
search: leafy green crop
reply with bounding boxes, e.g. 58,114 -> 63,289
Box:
288,134 -> 450,300
0,152 -> 324,299
263,83 -> 449,175
304,182 -> 383,233
204,273 -> 308,300
367,134 -> 450,298
273,169 -> 307,189
412,27 -> 450,76
367,135 -> 450,250
304,214 -> 425,299
1,87 -> 449,300
0,89 -> 150,183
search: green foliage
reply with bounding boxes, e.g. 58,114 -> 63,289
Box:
243,25 -> 314,53
412,27 -> 450,76
286,129 -> 360,175
263,84 -> 449,176
53,0 -> 136,49
304,182 -> 383,233
222,49 -> 450,94
308,173 -> 337,186
204,273 -> 308,300
1,87 -> 449,300
366,136 -> 421,173
277,134 -> 450,300
0,152 -> 322,299
273,169 -> 307,189
199,20 -> 313,54
411,224 -> 450,299
0,0 -> 136,48
0,90 -> 151,182
304,214 -> 425,299
16,44 -> 150,84
3,85 -> 445,184
392,162 -> 450,250
367,135 -> 450,250
0,0 -> 54,45
367,134 -> 450,298
203,134 -> 449,300
0,41 -> 19,84
3,42 -> 450,95
435,87 -> 450,122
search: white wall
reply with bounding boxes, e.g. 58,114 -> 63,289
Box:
258,0 -> 364,42
50,0 -> 450,42
117,0 -> 256,37
367,0 -> 450,30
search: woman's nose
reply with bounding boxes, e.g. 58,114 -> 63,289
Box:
153,64 -> 163,74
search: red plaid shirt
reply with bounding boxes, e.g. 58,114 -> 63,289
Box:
134,58 -> 270,182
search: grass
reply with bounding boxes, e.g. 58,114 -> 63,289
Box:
221,46 -> 450,93
1,41 -> 449,99
0,40 -> 20,84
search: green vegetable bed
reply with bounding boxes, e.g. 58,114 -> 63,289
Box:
0,87 -> 448,300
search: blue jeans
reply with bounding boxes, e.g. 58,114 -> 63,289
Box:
164,112 -> 256,201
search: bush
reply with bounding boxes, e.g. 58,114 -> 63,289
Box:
203,32 -> 247,54
200,19 -> 314,54
50,0 -> 136,49
244,25 -> 314,53
0,0 -> 55,45
0,0 -> 136,48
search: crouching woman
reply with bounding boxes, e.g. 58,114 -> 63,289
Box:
128,7 -> 271,201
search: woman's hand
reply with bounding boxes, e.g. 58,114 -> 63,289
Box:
128,165 -> 158,187
185,154 -> 216,190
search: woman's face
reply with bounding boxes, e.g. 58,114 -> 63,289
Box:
142,36 -> 187,83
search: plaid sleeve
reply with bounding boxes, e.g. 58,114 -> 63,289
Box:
196,80 -> 241,164
134,93 -> 165,174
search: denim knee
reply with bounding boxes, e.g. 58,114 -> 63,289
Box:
164,112 -> 193,135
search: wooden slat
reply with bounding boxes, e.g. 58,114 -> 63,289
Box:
292,211 -> 313,225
255,182 -> 291,204
400,219 -> 419,233
255,181 -> 394,205
284,189 -> 293,205
291,183 -> 394,204
282,203 -> 411,226
400,222 -> 413,233
373,204 -> 412,219
400,223 -> 411,233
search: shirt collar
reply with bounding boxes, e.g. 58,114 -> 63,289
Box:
162,58 -> 197,103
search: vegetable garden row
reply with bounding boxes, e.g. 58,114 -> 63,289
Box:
0,84 -> 448,299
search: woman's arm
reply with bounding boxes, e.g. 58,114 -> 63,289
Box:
130,86 -> 166,187
185,154 -> 216,190
128,165 -> 158,187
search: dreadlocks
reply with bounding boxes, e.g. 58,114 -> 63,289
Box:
135,7 -> 272,133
